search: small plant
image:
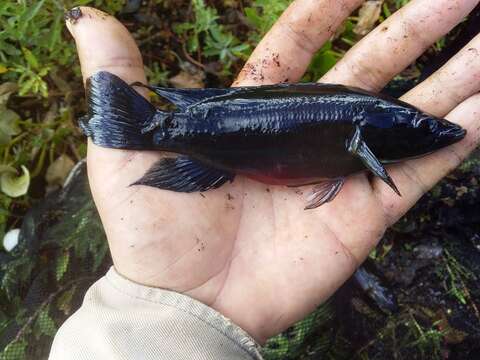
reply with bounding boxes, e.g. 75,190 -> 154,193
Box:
442,250 -> 474,305
244,0 -> 291,42
145,62 -> 170,87
407,314 -> 444,360
174,0 -> 249,72
383,0 -> 411,18
203,27 -> 249,69
357,311 -> 447,360
304,42 -> 343,81
0,1 -> 78,97
0,1 -> 127,98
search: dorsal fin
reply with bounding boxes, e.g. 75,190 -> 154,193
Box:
131,82 -> 239,110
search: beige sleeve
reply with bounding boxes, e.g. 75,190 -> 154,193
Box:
49,267 -> 263,360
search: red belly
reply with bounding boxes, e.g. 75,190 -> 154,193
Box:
243,172 -> 328,186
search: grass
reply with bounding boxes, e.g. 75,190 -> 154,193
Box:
356,311 -> 447,360
442,250 -> 477,307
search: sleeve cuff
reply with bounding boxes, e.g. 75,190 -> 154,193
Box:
49,266 -> 263,360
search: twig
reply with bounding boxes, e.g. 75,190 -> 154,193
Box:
138,33 -> 164,46
69,143 -> 82,162
182,43 -> 207,70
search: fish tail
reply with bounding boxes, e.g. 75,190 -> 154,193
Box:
80,71 -> 168,150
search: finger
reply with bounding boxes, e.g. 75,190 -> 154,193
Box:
65,6 -> 146,87
402,35 -> 480,117
321,0 -> 479,90
377,93 -> 480,225
233,0 -> 364,86
371,35 -> 480,224
65,7 -> 157,200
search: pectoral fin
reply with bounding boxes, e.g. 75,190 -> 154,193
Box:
131,156 -> 235,192
305,178 -> 345,210
347,127 -> 401,196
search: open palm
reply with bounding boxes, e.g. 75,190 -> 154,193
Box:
67,1 -> 480,343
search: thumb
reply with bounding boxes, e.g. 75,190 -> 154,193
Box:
65,6 -> 146,86
65,6 -> 158,207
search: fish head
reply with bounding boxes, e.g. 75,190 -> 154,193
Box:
412,113 -> 466,151
363,105 -> 466,161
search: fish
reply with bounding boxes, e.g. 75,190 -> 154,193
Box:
80,71 -> 466,209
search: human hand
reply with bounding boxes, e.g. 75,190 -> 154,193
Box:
66,1 -> 480,344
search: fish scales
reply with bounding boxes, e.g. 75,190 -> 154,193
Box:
158,94 -> 368,179
81,72 -> 466,208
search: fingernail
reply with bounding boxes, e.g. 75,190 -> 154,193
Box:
64,7 -> 83,29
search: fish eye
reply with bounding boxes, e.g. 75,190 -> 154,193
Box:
413,114 -> 432,130
164,116 -> 174,128
418,118 -> 430,129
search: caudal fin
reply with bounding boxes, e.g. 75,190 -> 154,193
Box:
80,71 -> 167,150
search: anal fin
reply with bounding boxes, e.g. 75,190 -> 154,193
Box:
131,156 -> 235,193
305,178 -> 345,210
347,127 -> 401,196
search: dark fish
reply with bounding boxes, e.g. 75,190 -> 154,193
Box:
80,71 -> 466,209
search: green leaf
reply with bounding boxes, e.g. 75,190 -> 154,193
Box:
173,22 -> 194,35
48,14 -> 62,51
0,109 -> 20,145
0,82 -> 18,105
57,285 -> 77,315
0,310 -> 9,332
22,47 -> 39,70
244,7 -> 262,28
231,44 -> 250,56
35,308 -> 57,337
244,0 -> 290,37
18,77 -> 35,96
307,49 -> 340,79
92,241 -> 109,271
1,339 -> 27,360
55,251 -> 69,281
1,165 -> 30,198
187,36 -> 199,53
383,3 -> 392,17
18,0 -> 46,33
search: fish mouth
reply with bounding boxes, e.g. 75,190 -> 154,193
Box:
439,124 -> 467,140
432,120 -> 467,149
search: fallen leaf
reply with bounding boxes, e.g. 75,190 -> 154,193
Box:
456,186 -> 468,198
3,228 -> 20,251
0,82 -> 18,103
0,108 -> 21,145
435,309 -> 468,344
0,165 -> 16,174
1,165 -> 30,197
354,1 -> 383,36
46,155 -> 75,186
169,70 -> 204,89
0,82 -> 21,145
